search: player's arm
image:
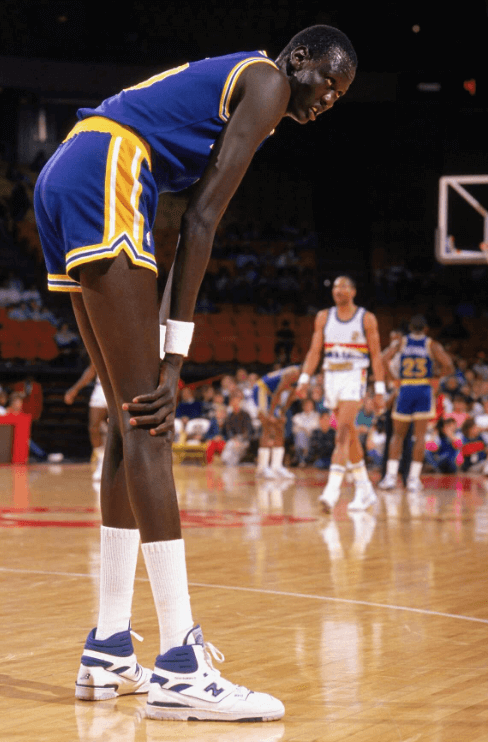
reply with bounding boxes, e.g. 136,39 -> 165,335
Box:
170,64 -> 290,324
64,363 -> 97,405
364,312 -> 385,412
296,310 -> 327,396
269,368 -> 299,417
430,339 -> 454,377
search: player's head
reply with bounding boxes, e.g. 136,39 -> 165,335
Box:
276,25 -> 357,124
409,314 -> 427,333
331,275 -> 356,306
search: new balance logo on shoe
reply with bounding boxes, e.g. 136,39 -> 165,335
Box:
205,682 -> 225,697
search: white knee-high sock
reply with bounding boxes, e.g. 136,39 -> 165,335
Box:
96,525 -> 140,640
409,460 -> 423,480
325,464 -> 346,492
351,459 -> 370,484
271,446 -> 285,469
257,447 -> 271,470
142,539 -> 194,655
386,459 -> 400,478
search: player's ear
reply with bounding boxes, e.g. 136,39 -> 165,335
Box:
289,45 -> 311,70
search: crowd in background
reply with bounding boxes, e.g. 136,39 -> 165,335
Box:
170,355 -> 488,478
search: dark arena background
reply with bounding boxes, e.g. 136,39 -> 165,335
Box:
1,2 -> 488,741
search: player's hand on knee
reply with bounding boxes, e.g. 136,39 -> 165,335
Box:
121,357 -> 182,435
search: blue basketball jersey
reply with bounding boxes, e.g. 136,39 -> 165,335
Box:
399,334 -> 433,385
77,51 -> 278,193
252,366 -> 299,413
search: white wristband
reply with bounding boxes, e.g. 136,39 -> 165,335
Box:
298,372 -> 310,386
374,381 -> 386,395
159,324 -> 166,360
164,319 -> 195,357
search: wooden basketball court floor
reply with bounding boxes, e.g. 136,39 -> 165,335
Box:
1,461 -> 488,741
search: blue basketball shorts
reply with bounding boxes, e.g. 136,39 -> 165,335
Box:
392,383 -> 434,421
34,116 -> 159,292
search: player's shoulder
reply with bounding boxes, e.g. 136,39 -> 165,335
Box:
238,54 -> 288,95
362,308 -> 379,328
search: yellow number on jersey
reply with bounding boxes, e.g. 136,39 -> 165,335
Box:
402,357 -> 428,378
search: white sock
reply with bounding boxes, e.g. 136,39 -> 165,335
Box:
386,459 -> 399,478
94,445 -> 105,460
257,447 -> 271,470
271,446 -> 285,470
142,539 -> 194,655
409,460 -> 423,480
351,459 -> 369,484
325,464 -> 346,492
96,525 -> 140,641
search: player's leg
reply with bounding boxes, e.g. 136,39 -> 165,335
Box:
379,418 -> 410,489
78,254 -> 284,721
347,423 -> 377,511
270,417 -> 295,479
70,291 -> 150,700
406,418 -> 430,491
256,411 -> 275,478
319,400 -> 359,512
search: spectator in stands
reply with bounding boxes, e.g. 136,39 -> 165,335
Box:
444,393 -> 470,430
305,410 -> 336,469
365,415 -> 387,469
474,396 -> 488,445
54,322 -> 81,362
0,278 -> 22,307
219,374 -> 238,405
199,384 -> 216,419
0,387 -> 8,415
204,404 -> 229,463
460,418 -> 488,474
29,299 -> 57,325
8,301 -> 31,321
424,417 -> 461,474
472,352 -> 488,381
21,282 -> 42,304
291,397 -> 320,467
440,374 -> 462,401
221,391 -> 254,466
7,391 -> 26,415
175,386 -> 203,425
13,376 -> 43,421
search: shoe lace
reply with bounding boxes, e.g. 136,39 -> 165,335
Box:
203,640 -> 225,673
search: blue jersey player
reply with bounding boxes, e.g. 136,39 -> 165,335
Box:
253,365 -> 301,479
379,315 -> 453,494
34,25 -> 357,722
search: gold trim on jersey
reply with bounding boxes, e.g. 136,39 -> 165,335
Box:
400,378 -> 432,386
327,362 -> 354,372
123,63 -> 189,92
219,55 -> 279,121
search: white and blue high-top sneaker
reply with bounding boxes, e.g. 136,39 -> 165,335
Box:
146,626 -> 285,722
75,628 -> 152,701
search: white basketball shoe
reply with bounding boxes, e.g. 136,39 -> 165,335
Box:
146,626 -> 285,722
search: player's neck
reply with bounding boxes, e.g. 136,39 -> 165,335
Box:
335,302 -> 356,320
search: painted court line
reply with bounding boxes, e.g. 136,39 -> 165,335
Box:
2,566 -> 488,626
